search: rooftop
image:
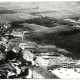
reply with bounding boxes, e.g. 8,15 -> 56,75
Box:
32,66 -> 59,79
23,49 -> 34,58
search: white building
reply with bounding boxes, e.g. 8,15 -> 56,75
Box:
27,68 -> 32,79
19,42 -> 37,51
22,49 -> 35,65
11,29 -> 23,39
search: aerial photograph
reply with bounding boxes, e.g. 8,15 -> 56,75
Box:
0,0 -> 80,79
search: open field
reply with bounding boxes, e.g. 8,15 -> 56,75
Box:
0,1 -> 80,23
29,29 -> 80,58
21,23 -> 48,31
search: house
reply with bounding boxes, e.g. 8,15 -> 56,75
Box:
27,68 -> 32,79
38,45 -> 58,52
6,70 -> 16,79
34,52 -> 60,69
35,54 -> 75,70
30,66 -> 59,79
62,61 -> 75,69
48,58 -> 75,70
11,29 -> 31,40
41,52 -> 60,58
10,61 -> 21,76
11,29 -> 23,38
22,49 -> 35,65
19,42 -> 37,51
75,60 -> 80,65
23,31 -> 30,35
10,59 -> 29,78
35,56 -> 50,69
12,44 -> 20,53
0,63 -> 16,73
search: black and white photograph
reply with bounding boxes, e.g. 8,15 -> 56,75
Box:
0,0 -> 80,79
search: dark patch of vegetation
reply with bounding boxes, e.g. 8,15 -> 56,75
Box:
11,21 -> 33,31
0,10 -> 16,14
28,29 -> 80,59
59,29 -> 80,35
30,11 -> 59,15
25,17 -> 75,27
70,16 -> 80,21
11,17 -> 76,28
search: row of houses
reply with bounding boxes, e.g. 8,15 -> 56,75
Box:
22,49 -> 60,79
19,42 -> 59,53
22,49 -> 76,79
22,48 -> 75,70
11,29 -> 30,40
35,55 -> 75,70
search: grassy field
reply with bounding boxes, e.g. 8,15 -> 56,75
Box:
0,2 -> 80,23
29,29 -> 80,57
21,23 -> 48,31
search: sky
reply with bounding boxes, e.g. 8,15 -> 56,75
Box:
0,0 -> 80,2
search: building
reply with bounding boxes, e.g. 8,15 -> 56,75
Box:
26,68 -> 32,79
0,63 -> 16,77
48,58 -> 75,70
35,53 -> 75,70
74,60 -> 80,68
35,56 -> 50,69
19,42 -> 37,52
34,52 -> 60,69
10,59 -> 29,78
30,66 -> 59,79
6,70 -> 16,79
10,60 -> 21,76
41,52 -> 60,58
11,29 -> 23,38
38,45 -> 58,52
62,61 -> 75,69
22,49 -> 35,65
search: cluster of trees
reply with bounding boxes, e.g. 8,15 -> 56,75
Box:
25,17 -> 75,27
0,22 -> 12,35
70,17 -> 80,21
26,17 -> 58,27
11,21 -> 33,32
0,41 -> 23,63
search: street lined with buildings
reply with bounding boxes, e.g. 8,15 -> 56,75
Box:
0,22 -> 80,79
